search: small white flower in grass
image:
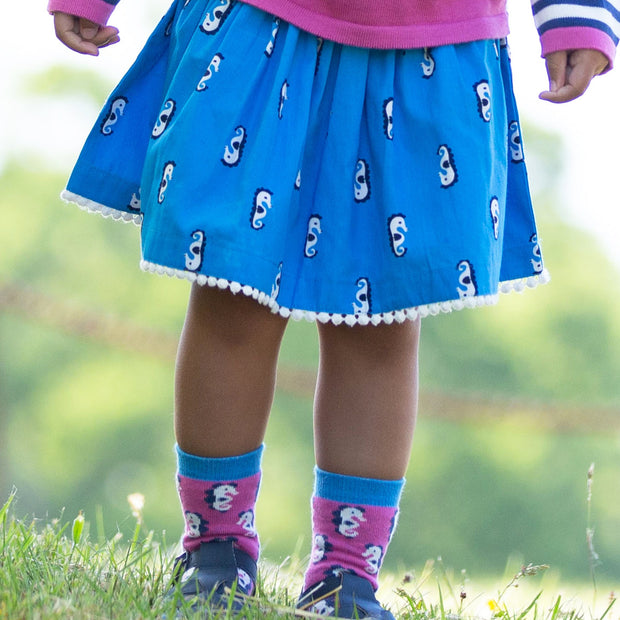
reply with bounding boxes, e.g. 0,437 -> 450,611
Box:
587,463 -> 595,502
128,493 -> 145,524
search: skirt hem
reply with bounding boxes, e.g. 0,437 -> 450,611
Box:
140,259 -> 551,326
61,190 -> 143,225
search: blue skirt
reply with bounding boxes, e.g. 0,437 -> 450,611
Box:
63,0 -> 548,325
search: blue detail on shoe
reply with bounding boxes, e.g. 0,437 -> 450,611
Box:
297,572 -> 396,619
165,541 -> 256,615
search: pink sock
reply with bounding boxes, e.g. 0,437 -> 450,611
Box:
303,468 -> 404,591
176,445 -> 262,563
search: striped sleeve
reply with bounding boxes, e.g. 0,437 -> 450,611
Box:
48,0 -> 120,26
531,0 -> 620,67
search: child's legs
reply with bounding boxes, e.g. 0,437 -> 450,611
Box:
175,284 -> 288,458
314,319 -> 420,480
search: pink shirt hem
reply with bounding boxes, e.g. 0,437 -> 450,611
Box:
242,0 -> 510,48
48,0 -> 115,25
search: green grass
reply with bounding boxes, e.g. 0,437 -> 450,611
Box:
0,491 -> 615,620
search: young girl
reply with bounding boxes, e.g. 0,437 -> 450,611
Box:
49,0 -> 616,617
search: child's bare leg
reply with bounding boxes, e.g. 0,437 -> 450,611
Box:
314,319 -> 420,480
300,319 -> 420,610
175,284 -> 288,458
170,286 -> 287,608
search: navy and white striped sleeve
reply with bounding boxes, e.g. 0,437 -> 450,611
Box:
531,0 -> 620,66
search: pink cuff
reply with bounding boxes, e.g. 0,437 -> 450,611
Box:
540,27 -> 616,72
47,0 -> 116,26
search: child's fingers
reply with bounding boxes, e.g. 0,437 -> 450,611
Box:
54,12 -> 97,55
54,13 -> 101,55
80,20 -> 120,48
53,12 -> 119,56
540,57 -> 589,103
99,33 -> 121,49
539,82 -> 583,103
78,18 -> 100,41
541,50 -> 567,96
540,49 -> 607,103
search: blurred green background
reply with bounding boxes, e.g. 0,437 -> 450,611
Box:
2,1 -> 620,591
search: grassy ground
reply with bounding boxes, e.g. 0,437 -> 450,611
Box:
0,491 -> 615,620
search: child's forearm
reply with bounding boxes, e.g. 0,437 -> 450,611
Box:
48,0 -> 120,26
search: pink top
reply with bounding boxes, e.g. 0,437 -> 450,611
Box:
48,0 -> 618,67
241,0 -> 510,49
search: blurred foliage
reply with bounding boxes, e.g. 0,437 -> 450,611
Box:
1,94 -> 620,587
21,65 -> 115,107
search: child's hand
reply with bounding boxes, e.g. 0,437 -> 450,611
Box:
53,11 -> 120,56
539,49 -> 608,103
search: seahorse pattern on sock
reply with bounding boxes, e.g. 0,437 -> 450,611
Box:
175,444 -> 262,593
303,467 -> 405,591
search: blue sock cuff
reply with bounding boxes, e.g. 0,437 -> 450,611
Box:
314,467 -> 405,507
176,444 -> 264,481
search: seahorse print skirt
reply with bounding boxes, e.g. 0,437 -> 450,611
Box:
63,0 -> 548,325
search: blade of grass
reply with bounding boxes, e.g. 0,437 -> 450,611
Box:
517,590 -> 542,620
